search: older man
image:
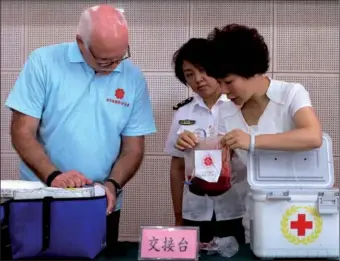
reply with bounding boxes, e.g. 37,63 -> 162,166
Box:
5,4 -> 156,252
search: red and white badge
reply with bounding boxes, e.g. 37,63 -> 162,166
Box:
194,150 -> 222,183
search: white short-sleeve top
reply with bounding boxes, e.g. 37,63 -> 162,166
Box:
164,94 -> 247,222
218,79 -> 313,165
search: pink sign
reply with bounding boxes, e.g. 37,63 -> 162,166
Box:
139,226 -> 199,260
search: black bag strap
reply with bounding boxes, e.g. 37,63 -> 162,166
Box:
0,197 -> 54,257
41,196 -> 53,252
1,198 -> 13,260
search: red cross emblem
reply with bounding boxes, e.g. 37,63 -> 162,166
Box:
290,214 -> 313,236
203,156 -> 213,167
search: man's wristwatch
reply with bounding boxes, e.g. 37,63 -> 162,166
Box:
105,178 -> 122,197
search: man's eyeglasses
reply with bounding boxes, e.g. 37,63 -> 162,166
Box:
89,45 -> 131,68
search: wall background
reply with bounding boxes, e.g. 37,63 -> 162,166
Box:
1,0 -> 339,241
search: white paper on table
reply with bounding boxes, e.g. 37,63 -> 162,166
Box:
194,149 -> 222,183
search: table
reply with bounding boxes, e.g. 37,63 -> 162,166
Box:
96,242 -> 329,261
96,242 -> 253,260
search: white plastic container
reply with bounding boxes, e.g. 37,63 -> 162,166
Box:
247,133 -> 339,260
1,180 -> 46,197
0,180 -> 105,199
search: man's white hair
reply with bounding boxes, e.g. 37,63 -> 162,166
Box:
77,8 -> 92,48
76,6 -> 126,49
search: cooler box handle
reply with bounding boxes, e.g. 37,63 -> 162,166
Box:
317,191 -> 339,215
266,191 -> 291,201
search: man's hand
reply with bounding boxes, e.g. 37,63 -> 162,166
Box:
175,131 -> 198,151
51,170 -> 92,188
103,181 -> 117,215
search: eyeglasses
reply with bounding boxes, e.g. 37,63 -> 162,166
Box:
88,45 -> 131,68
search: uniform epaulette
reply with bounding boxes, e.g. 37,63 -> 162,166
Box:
173,97 -> 194,111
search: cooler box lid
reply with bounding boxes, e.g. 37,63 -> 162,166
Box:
0,180 -> 105,199
1,180 -> 45,197
247,132 -> 334,189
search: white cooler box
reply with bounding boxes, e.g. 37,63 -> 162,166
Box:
247,133 -> 339,260
0,180 -> 107,259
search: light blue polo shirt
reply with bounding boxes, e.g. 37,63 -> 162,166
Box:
5,42 -> 157,210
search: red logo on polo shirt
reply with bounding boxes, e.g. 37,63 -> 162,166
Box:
115,88 -> 125,99
106,88 -> 129,107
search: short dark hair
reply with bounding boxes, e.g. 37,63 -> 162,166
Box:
172,38 -> 211,85
205,24 -> 270,79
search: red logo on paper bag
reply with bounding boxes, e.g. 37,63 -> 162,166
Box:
115,88 -> 125,99
203,156 -> 213,167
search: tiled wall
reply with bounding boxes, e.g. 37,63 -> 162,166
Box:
1,0 -> 339,241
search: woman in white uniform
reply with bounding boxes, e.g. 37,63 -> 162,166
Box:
164,38 -> 247,244
175,24 -> 323,243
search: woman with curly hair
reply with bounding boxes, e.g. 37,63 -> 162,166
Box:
175,24 -> 322,242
